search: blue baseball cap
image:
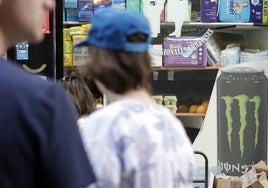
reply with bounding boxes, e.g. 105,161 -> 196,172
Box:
76,7 -> 152,52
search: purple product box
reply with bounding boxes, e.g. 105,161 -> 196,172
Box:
249,0 -> 262,23
163,37 -> 207,67
201,0 -> 218,22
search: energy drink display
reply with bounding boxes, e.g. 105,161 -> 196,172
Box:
217,67 -> 268,176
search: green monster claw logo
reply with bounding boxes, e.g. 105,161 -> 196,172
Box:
221,94 -> 261,157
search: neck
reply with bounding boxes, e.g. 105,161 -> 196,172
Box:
0,27 -> 8,52
105,88 -> 155,105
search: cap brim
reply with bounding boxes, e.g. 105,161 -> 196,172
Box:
74,40 -> 90,48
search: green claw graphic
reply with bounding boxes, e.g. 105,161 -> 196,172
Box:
221,94 -> 261,158
221,96 -> 234,151
233,94 -> 249,157
249,96 -> 261,148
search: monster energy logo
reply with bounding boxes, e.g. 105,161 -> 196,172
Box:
221,94 -> 261,157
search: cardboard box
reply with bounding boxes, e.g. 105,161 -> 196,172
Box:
240,160 -> 268,188
72,35 -> 90,66
163,37 -> 207,67
213,174 -> 242,188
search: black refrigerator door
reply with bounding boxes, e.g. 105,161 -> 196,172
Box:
7,0 -> 63,80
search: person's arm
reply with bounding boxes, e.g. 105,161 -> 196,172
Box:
41,84 -> 96,188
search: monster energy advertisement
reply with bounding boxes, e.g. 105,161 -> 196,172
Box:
217,67 -> 268,176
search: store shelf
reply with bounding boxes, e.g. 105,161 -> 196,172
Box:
64,21 -> 267,30
162,22 -> 254,28
175,113 -> 206,117
63,21 -> 88,26
64,21 -> 257,27
151,66 -> 221,71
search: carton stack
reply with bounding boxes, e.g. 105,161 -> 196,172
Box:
213,160 -> 268,188
63,24 -> 91,67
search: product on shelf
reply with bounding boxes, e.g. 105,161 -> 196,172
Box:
152,95 -> 163,105
218,0 -> 250,22
220,43 -> 241,66
177,104 -> 189,113
200,0 -> 218,22
163,36 -> 207,67
63,24 -> 91,67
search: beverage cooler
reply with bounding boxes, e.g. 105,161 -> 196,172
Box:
7,0 -> 64,80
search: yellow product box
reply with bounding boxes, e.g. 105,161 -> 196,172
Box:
63,28 -> 72,41
263,0 -> 268,25
81,24 -> 91,36
69,26 -> 83,36
64,53 -> 73,67
64,41 -> 73,54
72,35 -> 89,66
73,47 -> 90,66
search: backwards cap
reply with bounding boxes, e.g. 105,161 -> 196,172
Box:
76,7 -> 152,52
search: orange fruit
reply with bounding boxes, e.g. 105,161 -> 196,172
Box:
196,105 -> 207,113
177,105 -> 189,113
202,99 -> 209,108
189,105 -> 198,113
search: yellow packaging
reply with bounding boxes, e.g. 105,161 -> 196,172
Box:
263,0 -> 268,24
81,24 -> 91,36
64,54 -> 73,67
64,41 -> 73,54
63,28 -> 71,41
69,26 -> 83,36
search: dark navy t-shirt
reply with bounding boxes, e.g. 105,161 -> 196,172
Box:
0,58 -> 95,187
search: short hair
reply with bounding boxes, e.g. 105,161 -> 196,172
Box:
86,33 -> 152,94
60,73 -> 95,117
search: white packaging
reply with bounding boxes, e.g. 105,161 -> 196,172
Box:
149,44 -> 163,67
206,36 -> 221,66
240,49 -> 268,63
220,43 -> 241,66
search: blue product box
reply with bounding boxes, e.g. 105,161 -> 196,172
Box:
78,10 -> 93,22
78,0 -> 93,22
65,0 -> 78,8
249,0 -> 262,23
219,0 -> 250,22
65,8 -> 79,22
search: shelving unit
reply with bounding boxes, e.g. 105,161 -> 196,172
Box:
152,66 -> 220,71
175,113 -> 205,117
150,23 -> 267,145
62,11 -> 268,130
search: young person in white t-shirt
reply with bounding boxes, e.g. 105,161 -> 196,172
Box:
77,7 -> 195,188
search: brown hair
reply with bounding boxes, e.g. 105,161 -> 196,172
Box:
60,73 -> 96,117
86,33 -> 152,94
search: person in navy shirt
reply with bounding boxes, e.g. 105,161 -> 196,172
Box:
0,0 -> 95,187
